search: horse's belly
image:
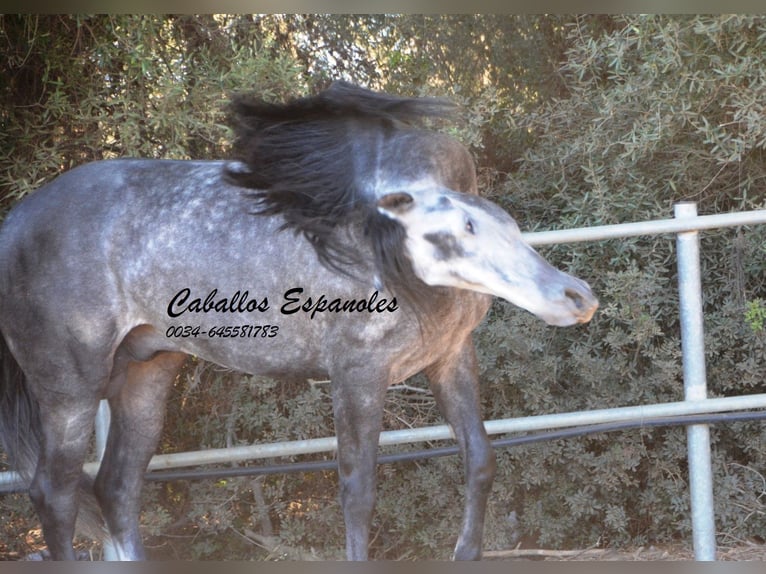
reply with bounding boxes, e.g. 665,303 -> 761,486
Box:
172,328 -> 329,380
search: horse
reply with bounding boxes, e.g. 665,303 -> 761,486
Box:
0,81 -> 598,561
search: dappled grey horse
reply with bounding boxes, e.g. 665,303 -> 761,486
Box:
0,82 -> 597,560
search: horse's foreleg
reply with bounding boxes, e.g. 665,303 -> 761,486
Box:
426,337 -> 496,561
29,397 -> 100,560
330,375 -> 387,561
94,351 -> 186,561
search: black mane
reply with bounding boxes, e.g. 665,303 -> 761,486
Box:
224,82 -> 459,302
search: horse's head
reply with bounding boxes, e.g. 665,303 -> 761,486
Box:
376,185 -> 598,327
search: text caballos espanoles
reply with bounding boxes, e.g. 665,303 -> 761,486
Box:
167,287 -> 398,320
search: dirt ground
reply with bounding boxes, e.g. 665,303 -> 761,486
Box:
482,542 -> 766,561
3,540 -> 766,561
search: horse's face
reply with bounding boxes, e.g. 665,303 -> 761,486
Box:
376,187 -> 598,326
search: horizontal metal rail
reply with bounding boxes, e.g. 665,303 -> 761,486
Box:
100,393 -> 766,470
3,393 -> 766,490
522,208 -> 766,246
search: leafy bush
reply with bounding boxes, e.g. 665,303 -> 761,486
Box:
493,14 -> 766,550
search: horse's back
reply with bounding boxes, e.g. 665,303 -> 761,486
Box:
0,158 -> 432,381
0,160 -> 225,362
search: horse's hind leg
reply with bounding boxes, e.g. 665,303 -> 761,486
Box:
425,336 -> 496,560
94,350 -> 187,560
28,393 -> 101,560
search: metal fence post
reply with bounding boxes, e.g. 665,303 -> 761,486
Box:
96,400 -> 118,561
675,202 -> 716,561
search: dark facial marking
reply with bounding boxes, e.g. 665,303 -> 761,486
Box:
422,195 -> 452,214
424,231 -> 465,261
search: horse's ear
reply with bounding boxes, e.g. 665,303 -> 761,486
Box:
377,192 -> 414,219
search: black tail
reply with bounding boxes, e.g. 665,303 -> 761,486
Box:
0,331 -> 41,490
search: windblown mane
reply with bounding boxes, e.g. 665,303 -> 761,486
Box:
225,81 -> 458,303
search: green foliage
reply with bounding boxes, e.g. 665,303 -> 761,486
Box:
745,299 -> 766,333
3,14 -> 766,560
0,15 -> 306,213
498,14 -> 766,551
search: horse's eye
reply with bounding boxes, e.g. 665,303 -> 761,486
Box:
465,219 -> 475,235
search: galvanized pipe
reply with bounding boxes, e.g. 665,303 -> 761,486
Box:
523,207 -> 766,246
95,400 -> 111,460
90,394 -> 766,470
2,393 -> 766,492
96,400 -> 118,561
675,203 -> 716,561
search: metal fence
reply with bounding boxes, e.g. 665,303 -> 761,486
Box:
2,202 -> 766,561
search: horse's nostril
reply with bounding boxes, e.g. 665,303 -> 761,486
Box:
565,288 -> 585,311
